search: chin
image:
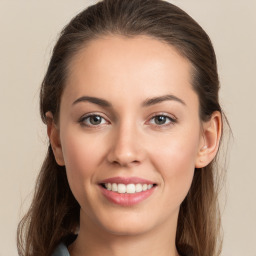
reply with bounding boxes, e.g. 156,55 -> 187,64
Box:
93,210 -> 155,236
103,222 -> 151,236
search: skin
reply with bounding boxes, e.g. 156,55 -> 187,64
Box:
47,35 -> 221,256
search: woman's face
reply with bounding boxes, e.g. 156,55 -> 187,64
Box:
56,35 -> 205,236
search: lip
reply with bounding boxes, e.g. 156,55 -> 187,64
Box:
98,176 -> 157,206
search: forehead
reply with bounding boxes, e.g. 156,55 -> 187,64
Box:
63,35 -> 197,107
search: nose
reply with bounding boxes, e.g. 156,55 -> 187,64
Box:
107,122 -> 145,167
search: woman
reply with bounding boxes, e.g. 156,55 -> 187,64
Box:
17,0 -> 226,255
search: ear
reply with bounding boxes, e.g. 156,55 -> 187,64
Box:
195,111 -> 222,168
45,111 -> 65,166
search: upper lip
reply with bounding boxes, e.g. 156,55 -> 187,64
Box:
100,176 -> 156,185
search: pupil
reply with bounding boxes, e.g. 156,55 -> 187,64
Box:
90,116 -> 101,125
156,116 -> 166,125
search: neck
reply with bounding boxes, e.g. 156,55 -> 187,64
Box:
69,211 -> 180,256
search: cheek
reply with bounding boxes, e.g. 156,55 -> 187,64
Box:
60,129 -> 106,202
150,130 -> 200,200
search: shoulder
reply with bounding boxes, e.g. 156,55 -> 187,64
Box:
52,234 -> 77,256
51,243 -> 70,256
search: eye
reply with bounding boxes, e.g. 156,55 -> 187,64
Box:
149,114 -> 176,126
79,114 -> 108,127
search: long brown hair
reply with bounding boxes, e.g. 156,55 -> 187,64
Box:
17,0 -> 226,255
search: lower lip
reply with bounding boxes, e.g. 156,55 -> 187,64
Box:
99,185 -> 156,206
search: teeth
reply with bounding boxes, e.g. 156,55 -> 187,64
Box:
142,184 -> 148,191
117,184 -> 126,193
104,183 -> 154,193
112,183 -> 118,192
135,184 -> 142,192
147,184 -> 153,189
107,183 -> 112,190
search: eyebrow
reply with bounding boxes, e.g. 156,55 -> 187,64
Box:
142,94 -> 186,107
72,96 -> 112,107
72,94 -> 186,107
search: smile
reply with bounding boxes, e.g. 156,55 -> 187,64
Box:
103,183 -> 154,194
99,177 -> 157,206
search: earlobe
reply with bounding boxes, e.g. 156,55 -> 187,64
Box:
45,111 -> 65,166
195,111 -> 222,168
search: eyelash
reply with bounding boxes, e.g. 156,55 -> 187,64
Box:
79,113 -> 109,128
78,113 -> 177,128
148,113 -> 177,127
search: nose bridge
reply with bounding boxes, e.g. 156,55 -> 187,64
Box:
107,117 -> 144,166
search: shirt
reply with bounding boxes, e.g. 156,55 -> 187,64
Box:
52,243 -> 70,256
51,236 -> 192,256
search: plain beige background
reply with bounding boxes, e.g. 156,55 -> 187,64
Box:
0,0 -> 255,255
